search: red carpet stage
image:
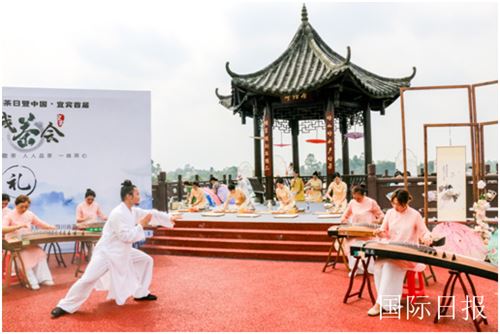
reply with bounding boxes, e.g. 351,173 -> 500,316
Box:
2,254 -> 497,332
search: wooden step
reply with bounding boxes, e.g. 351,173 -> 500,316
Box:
146,236 -> 332,252
152,227 -> 331,242
141,244 -> 329,262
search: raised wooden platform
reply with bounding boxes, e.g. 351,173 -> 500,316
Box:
141,213 -> 336,261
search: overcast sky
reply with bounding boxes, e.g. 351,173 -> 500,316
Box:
2,0 -> 498,174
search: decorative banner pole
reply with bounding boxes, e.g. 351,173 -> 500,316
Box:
325,98 -> 335,186
263,103 -> 274,201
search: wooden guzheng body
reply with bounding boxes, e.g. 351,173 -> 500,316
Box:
2,230 -> 102,251
328,223 -> 380,238
350,240 -> 498,281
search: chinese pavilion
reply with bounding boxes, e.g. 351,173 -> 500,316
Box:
216,4 -> 415,200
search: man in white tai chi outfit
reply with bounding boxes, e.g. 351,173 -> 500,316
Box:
51,180 -> 179,318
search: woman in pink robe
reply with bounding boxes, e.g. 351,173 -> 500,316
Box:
2,195 -> 57,289
2,193 -> 23,234
367,189 -> 433,316
340,184 -> 384,274
2,193 -> 12,219
75,189 -> 107,229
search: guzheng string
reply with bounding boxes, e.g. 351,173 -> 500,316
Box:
342,222 -> 380,229
362,240 -> 436,254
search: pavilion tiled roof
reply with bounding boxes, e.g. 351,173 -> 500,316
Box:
222,5 -> 415,99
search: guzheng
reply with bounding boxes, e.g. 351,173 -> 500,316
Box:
84,221 -> 106,232
2,230 -> 102,251
84,222 -> 105,229
328,223 -> 380,238
350,240 -> 498,281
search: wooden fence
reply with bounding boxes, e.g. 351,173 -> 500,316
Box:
152,164 -> 498,220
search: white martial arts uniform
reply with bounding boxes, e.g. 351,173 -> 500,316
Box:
57,202 -> 172,313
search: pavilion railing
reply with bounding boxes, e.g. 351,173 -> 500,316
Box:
152,165 -> 498,222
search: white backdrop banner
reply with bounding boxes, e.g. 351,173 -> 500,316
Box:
2,87 -> 152,249
436,146 -> 466,222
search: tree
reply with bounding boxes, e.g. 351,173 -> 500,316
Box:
151,160 -> 162,184
303,153 -> 322,175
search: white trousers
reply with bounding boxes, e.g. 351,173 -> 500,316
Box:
373,260 -> 407,309
57,249 -> 153,313
25,259 -> 53,288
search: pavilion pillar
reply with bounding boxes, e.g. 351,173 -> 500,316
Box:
340,116 -> 350,176
253,103 -> 263,203
363,105 -> 373,175
325,98 -> 335,186
289,119 -> 300,174
263,102 -> 274,201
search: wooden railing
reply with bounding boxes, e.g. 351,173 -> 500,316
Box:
153,165 -> 498,220
152,173 -> 367,210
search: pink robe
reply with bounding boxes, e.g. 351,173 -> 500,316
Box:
341,196 -> 384,224
76,201 -> 107,222
379,207 -> 432,270
2,207 -> 12,220
2,210 -> 53,270
341,196 -> 384,256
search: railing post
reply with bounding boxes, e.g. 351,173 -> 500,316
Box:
367,163 -> 377,202
384,169 -> 388,177
223,174 -> 227,184
177,175 -> 183,202
195,174 -> 199,182
228,174 -> 233,184
157,171 -> 167,211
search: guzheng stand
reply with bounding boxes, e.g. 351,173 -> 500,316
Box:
2,248 -> 32,290
423,265 -> 437,286
74,241 -> 95,277
44,242 -> 67,267
322,236 -> 349,272
343,255 -> 375,304
434,270 -> 488,332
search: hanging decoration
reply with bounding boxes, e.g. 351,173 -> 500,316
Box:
305,128 -> 326,144
344,132 -> 363,140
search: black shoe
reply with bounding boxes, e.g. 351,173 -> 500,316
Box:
134,293 -> 157,301
51,307 -> 68,318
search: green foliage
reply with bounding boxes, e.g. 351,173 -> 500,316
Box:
154,157 -> 497,182
151,160 -> 162,184
160,163 -> 238,182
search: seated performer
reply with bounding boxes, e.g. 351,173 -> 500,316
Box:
305,171 -> 323,202
51,180 -> 180,318
274,177 -> 297,214
368,189 -> 432,316
219,184 -> 255,213
2,193 -> 12,219
324,172 -> 347,213
2,195 -> 57,289
2,194 -> 27,234
76,188 -> 108,229
341,184 -> 384,275
187,182 -> 207,211
209,177 -> 221,201
290,170 -> 305,201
